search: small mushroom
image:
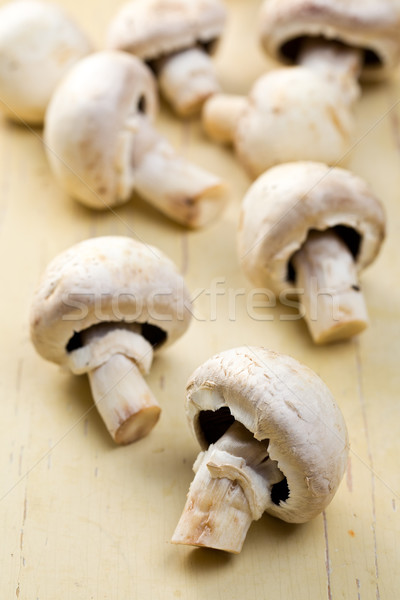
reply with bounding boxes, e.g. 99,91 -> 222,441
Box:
238,162 -> 386,344
44,50 -> 227,228
0,0 -> 91,125
172,347 -> 349,553
203,59 -> 356,178
30,236 -> 192,444
259,0 -> 400,82
203,0 -> 400,176
106,0 -> 227,117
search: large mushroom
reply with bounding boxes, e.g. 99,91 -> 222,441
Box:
0,0 -> 91,125
30,236 -> 192,445
106,0 -> 227,117
44,50 -> 227,228
172,347 -> 349,553
238,162 -> 386,344
203,0 -> 400,176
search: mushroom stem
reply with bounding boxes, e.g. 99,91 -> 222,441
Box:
202,93 -> 247,143
157,47 -> 221,117
127,115 -> 227,228
79,323 -> 161,444
292,230 -> 368,344
298,39 -> 363,104
87,353 -> 161,445
172,421 -> 283,553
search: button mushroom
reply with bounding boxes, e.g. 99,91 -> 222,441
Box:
259,0 -> 400,82
44,50 -> 227,228
203,59 -> 356,178
203,0 -> 400,176
172,347 -> 349,553
238,162 -> 386,344
0,0 -> 91,125
30,236 -> 192,445
106,0 -> 227,117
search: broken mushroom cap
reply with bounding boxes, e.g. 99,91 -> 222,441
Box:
106,0 -> 226,62
259,0 -> 400,81
44,50 -> 227,227
30,236 -> 191,372
239,161 -> 385,293
44,50 -> 158,211
0,0 -> 91,124
184,346 -> 349,523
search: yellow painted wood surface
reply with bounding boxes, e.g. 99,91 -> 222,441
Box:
0,1 -> 399,598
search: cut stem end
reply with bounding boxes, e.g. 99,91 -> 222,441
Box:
202,94 -> 247,144
129,116 -> 227,228
172,421 -> 283,553
158,48 -> 220,117
171,451 -> 253,553
87,353 -> 161,444
293,230 -> 369,344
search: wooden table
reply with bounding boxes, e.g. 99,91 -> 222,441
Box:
1,1 -> 399,598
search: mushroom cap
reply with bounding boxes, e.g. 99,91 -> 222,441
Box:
107,0 -> 227,60
234,67 -> 353,178
239,162 -> 386,292
185,346 -> 349,523
44,50 -> 158,210
0,0 -> 91,124
259,0 -> 400,81
30,236 -> 192,369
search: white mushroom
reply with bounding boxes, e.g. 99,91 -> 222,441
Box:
238,162 -> 386,344
259,0 -> 400,82
0,0 -> 91,125
172,347 -> 349,553
44,50 -> 227,228
106,0 -> 227,116
203,0 -> 400,175
203,61 -> 356,178
30,236 -> 192,445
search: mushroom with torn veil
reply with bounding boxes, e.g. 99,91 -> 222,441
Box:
238,162 -> 386,344
30,236 -> 192,445
106,0 -> 227,117
0,0 -> 91,125
172,347 -> 349,553
203,0 -> 400,177
44,51 -> 227,228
